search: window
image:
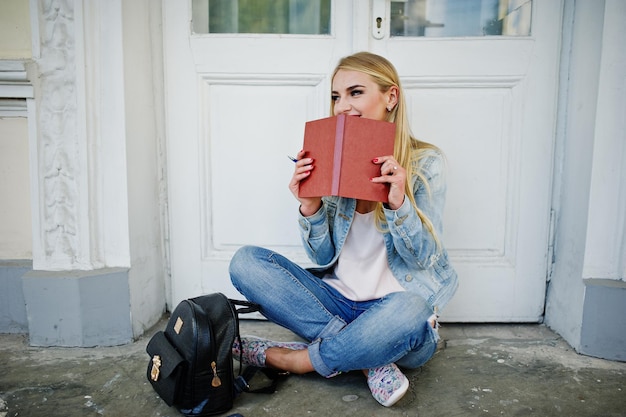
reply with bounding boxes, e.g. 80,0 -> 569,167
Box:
390,0 -> 532,37
192,0 -> 331,35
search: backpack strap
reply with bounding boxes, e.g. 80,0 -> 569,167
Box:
229,298 -> 261,315
227,299 -> 290,395
234,366 -> 290,395
228,299 -> 261,377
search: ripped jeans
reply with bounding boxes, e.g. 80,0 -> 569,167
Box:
229,245 -> 440,377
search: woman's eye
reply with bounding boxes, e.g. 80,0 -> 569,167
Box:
350,90 -> 363,97
331,95 -> 339,102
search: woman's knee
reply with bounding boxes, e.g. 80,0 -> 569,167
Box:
230,245 -> 254,268
229,245 -> 265,288
386,292 -> 432,318
383,292 -> 435,337
397,331 -> 438,369
383,293 -> 439,368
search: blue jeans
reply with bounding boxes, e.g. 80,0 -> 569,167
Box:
229,245 -> 439,378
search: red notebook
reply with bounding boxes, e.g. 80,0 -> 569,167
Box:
299,114 -> 396,202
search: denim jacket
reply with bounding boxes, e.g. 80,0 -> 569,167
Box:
297,148 -> 458,311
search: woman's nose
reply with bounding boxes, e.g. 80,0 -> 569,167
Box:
334,99 -> 351,115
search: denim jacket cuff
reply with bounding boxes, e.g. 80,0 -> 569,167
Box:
384,196 -> 420,232
298,204 -> 326,234
383,194 -> 411,216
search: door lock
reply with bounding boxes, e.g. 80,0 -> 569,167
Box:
373,16 -> 384,39
372,0 -> 385,39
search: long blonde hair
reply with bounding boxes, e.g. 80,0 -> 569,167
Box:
330,52 -> 442,251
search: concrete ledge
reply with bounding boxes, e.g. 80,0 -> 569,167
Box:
22,268 -> 132,347
0,260 -> 32,333
580,279 -> 626,361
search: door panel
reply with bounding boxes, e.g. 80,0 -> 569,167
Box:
200,75 -> 326,256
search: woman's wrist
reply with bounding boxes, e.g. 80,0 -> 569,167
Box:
384,196 -> 405,211
299,202 -> 321,217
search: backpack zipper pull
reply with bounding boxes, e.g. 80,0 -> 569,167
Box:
150,355 -> 162,381
211,361 -> 222,387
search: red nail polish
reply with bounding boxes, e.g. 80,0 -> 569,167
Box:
373,158 -> 378,163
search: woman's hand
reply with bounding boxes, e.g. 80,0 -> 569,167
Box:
371,156 -> 406,210
288,150 -> 322,216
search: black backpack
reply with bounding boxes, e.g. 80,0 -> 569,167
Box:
146,293 -> 284,416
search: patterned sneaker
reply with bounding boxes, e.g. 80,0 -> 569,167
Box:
367,363 -> 410,407
232,336 -> 308,367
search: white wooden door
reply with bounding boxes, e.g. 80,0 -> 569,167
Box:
163,0 -> 561,322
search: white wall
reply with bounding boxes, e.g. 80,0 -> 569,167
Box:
545,0 -> 601,349
18,0 -> 166,342
0,1 -> 33,260
0,0 -> 31,59
582,0 -> 626,282
545,0 -> 626,351
0,117 -> 32,259
122,0 -> 168,336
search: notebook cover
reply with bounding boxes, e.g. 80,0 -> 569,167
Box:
299,114 -> 396,202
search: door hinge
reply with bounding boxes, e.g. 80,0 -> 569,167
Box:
546,208 -> 557,282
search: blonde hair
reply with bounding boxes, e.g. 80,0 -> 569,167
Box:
331,51 -> 442,251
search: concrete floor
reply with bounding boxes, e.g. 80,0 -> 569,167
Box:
1,319 -> 625,417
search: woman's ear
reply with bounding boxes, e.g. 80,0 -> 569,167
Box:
386,85 -> 399,111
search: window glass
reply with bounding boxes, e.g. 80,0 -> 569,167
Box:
390,0 -> 532,37
192,0 -> 331,35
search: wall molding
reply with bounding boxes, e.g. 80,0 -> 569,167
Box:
29,0 -> 130,270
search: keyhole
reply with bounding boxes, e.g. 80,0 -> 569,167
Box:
376,17 -> 382,29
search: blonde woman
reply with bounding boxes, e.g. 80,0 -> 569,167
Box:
229,52 -> 458,407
